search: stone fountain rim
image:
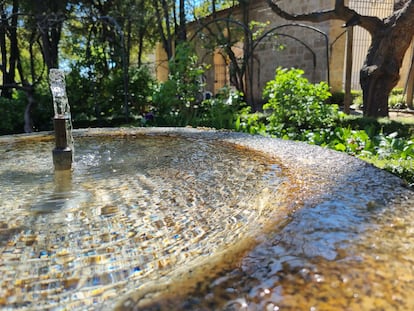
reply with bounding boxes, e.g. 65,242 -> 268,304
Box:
0,126 -> 403,186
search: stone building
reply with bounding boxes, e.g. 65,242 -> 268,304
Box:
155,0 -> 411,106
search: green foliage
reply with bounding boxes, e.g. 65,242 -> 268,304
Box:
360,133 -> 414,187
351,88 -> 408,110
302,125 -> 413,186
235,107 -> 268,135
0,94 -> 26,134
375,132 -> 414,160
234,67 -> 414,187
31,82 -> 54,131
198,87 -> 246,129
129,66 -> 156,115
65,66 -> 96,124
341,115 -> 414,139
0,85 -> 53,134
293,126 -> 413,186
388,88 -> 406,109
192,0 -> 235,18
262,67 -> 339,136
66,65 -> 155,127
328,91 -> 345,106
151,43 -> 206,126
149,43 -> 245,128
351,90 -> 363,108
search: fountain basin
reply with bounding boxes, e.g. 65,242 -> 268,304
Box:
0,127 -> 413,310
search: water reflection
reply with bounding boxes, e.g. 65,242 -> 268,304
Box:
0,135 -> 283,310
135,187 -> 414,310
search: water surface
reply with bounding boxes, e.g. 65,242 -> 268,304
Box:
0,135 -> 283,310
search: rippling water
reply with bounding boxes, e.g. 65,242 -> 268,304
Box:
131,165 -> 414,310
1,130 -> 413,311
0,135 -> 283,310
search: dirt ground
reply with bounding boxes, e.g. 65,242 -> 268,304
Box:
389,109 -> 414,121
350,108 -> 414,123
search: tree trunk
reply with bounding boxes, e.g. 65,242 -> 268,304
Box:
360,22 -> 412,117
0,0 -> 19,99
177,0 -> 186,42
360,33 -> 398,117
24,88 -> 36,133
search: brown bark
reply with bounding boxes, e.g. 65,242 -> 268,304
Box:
35,12 -> 63,70
0,0 -> 19,99
360,2 -> 414,116
24,87 -> 36,133
177,0 -> 187,42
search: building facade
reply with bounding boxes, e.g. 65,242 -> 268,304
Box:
155,0 -> 411,106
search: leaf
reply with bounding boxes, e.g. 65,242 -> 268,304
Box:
335,143 -> 347,152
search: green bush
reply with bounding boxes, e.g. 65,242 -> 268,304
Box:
0,85 -> 53,134
388,88 -> 406,109
234,67 -> 414,186
235,107 -> 268,135
328,91 -> 344,106
128,66 -> 156,117
66,64 -> 155,127
0,94 -> 26,134
151,42 -> 205,126
66,66 -> 103,123
32,81 -> 54,131
351,90 -> 363,108
198,87 -> 246,129
351,88 -> 408,110
340,115 -> 413,139
262,67 -> 339,137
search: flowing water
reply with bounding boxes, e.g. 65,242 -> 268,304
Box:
0,133 -> 283,310
157,192 -> 414,310
1,129 -> 413,311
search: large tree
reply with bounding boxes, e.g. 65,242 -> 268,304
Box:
266,0 -> 414,117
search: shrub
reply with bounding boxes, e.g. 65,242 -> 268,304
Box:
351,88 -> 408,110
388,88 -> 406,109
128,66 -> 156,117
0,85 -> 53,134
233,67 -> 413,186
198,87 -> 246,129
66,64 -> 155,126
0,95 -> 26,134
152,42 -> 205,126
351,90 -> 363,108
262,67 -> 339,137
328,91 -> 344,106
235,106 -> 268,135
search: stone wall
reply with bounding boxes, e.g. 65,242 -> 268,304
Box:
159,0 -> 411,106
247,0 -> 344,102
187,0 -> 346,105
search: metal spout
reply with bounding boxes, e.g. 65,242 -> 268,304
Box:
49,68 -> 74,172
52,117 -> 72,171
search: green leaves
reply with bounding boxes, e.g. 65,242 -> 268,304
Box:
151,43 -> 206,126
263,67 -> 337,136
151,43 -> 246,128
234,67 -> 414,187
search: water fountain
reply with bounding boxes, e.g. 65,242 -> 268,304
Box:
0,72 -> 413,310
49,69 -> 73,171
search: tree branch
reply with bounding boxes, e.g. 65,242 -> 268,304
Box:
266,0 -> 383,35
